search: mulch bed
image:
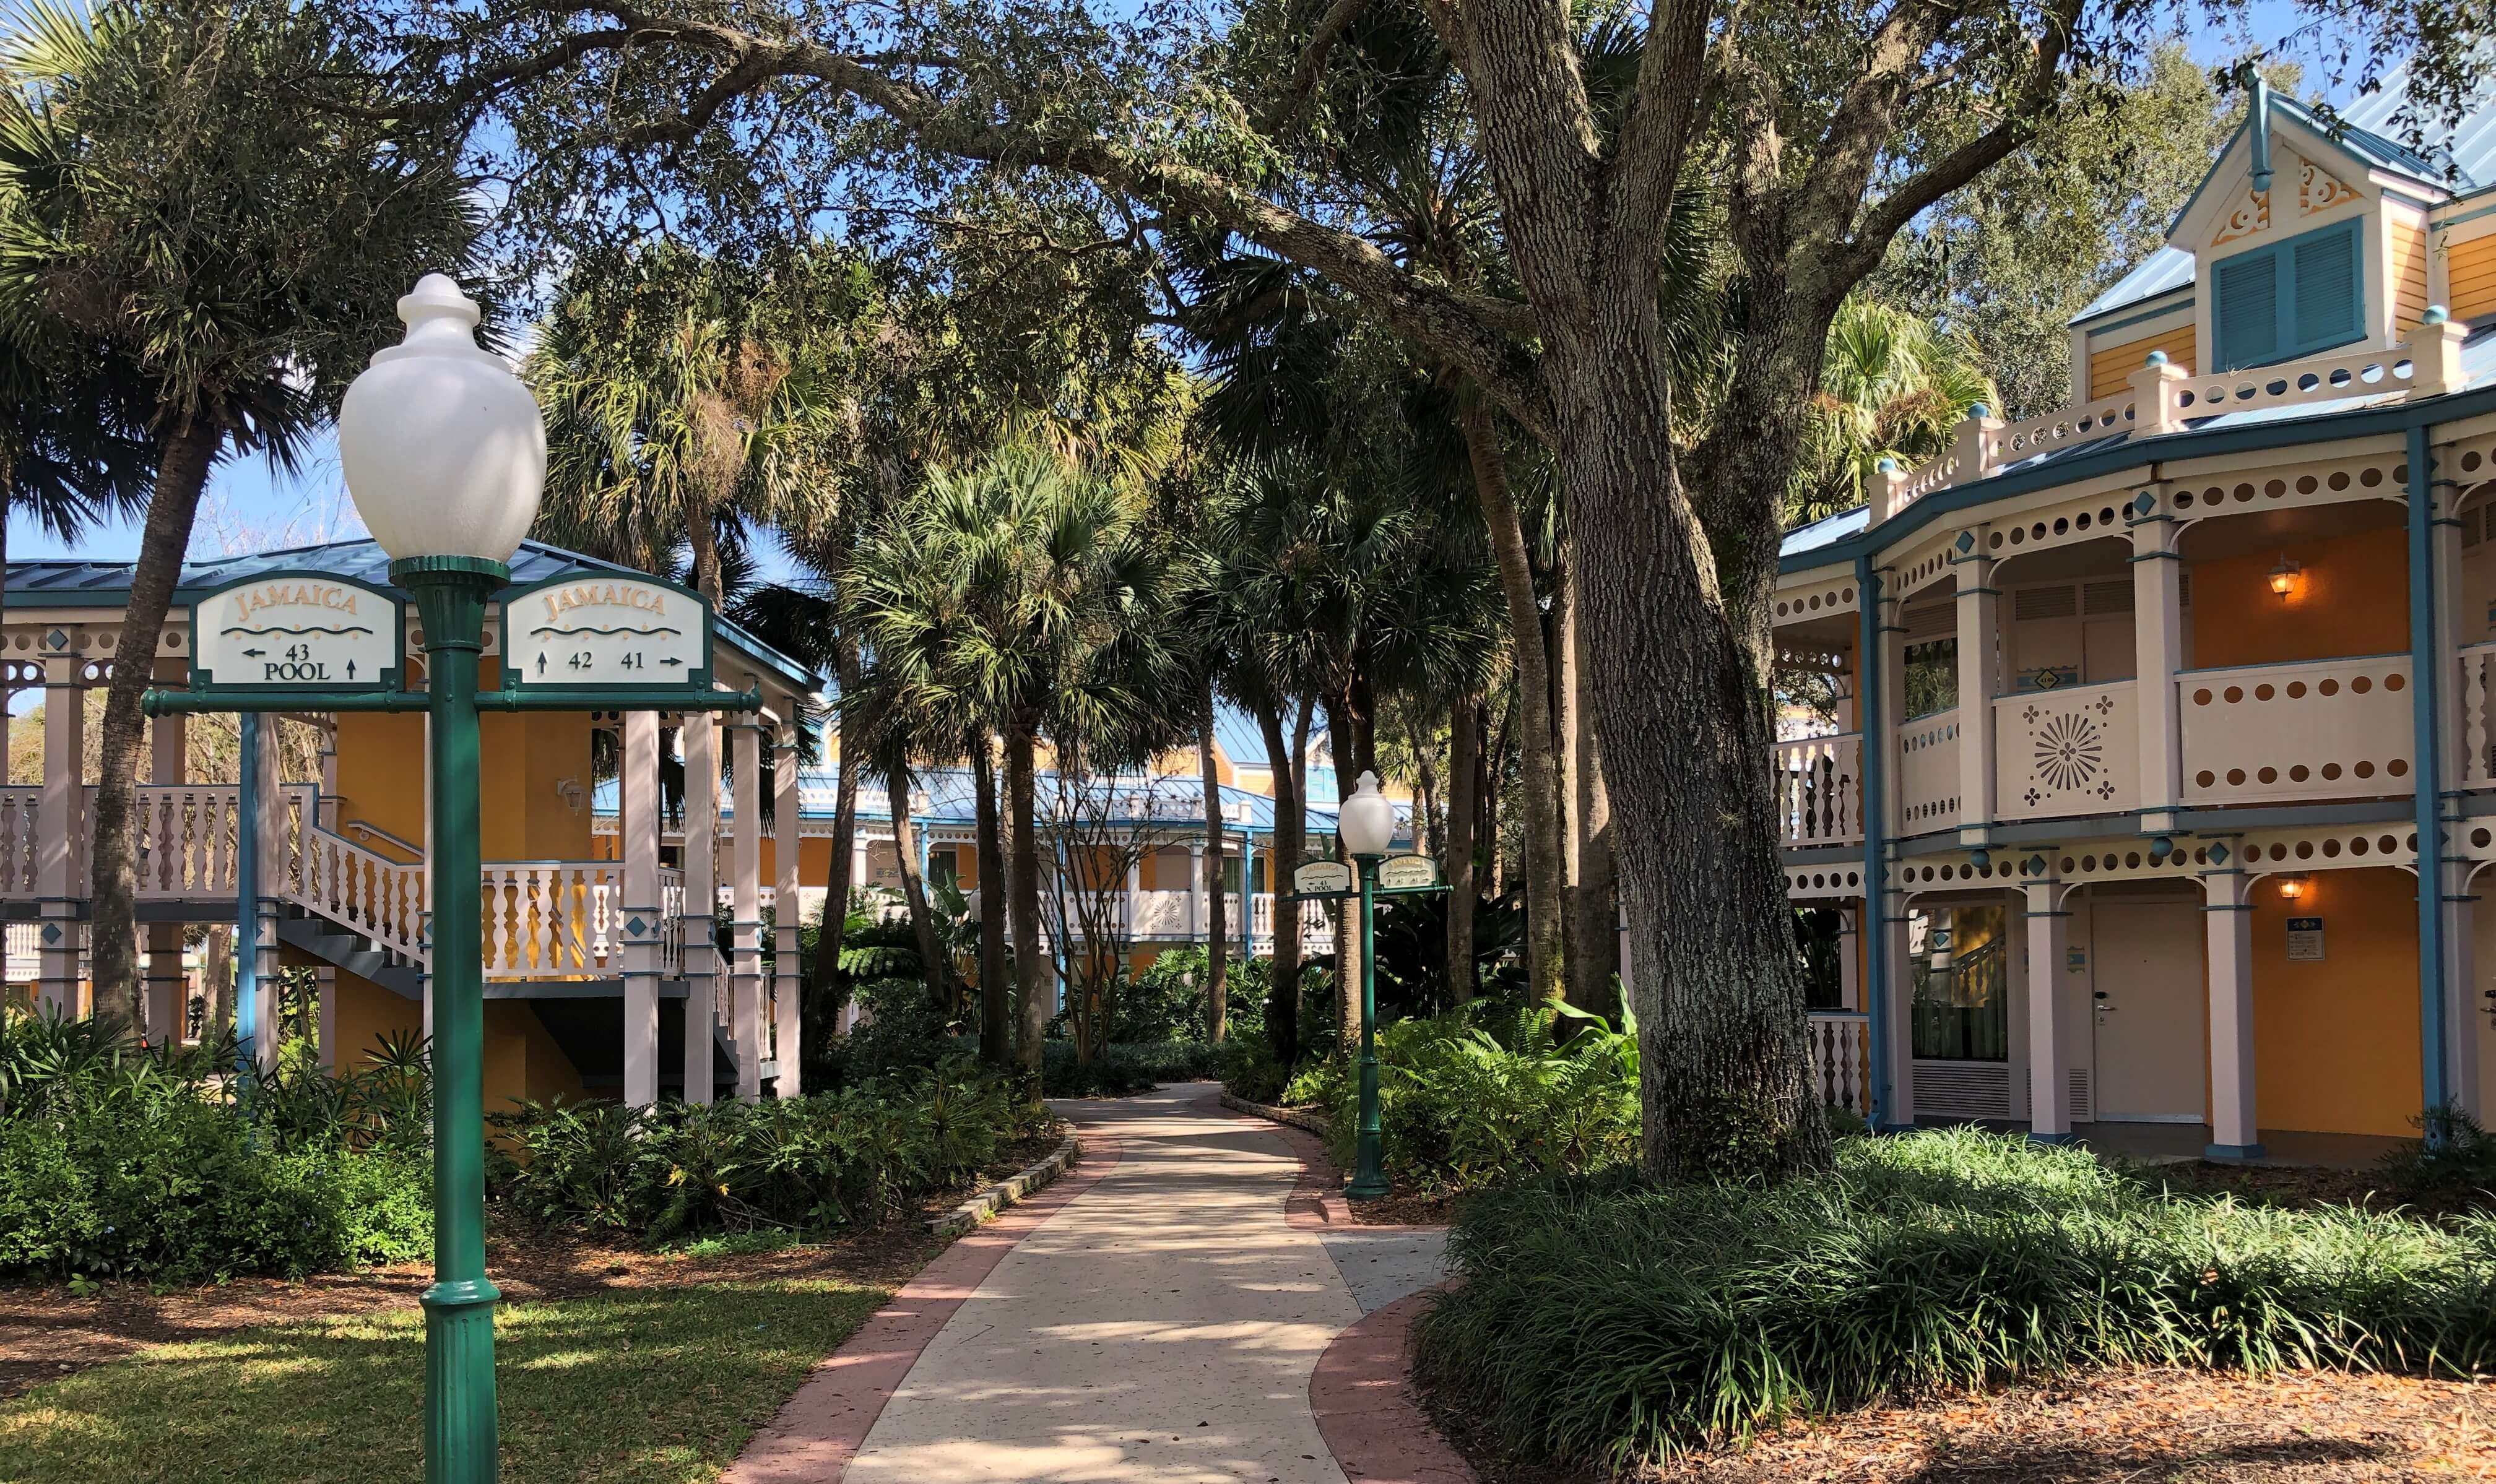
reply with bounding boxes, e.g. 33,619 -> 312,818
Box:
0,1125 -> 1065,1402
1434,1369 -> 2496,1483
2120,1160 -> 2491,1222
1346,1189 -> 1457,1225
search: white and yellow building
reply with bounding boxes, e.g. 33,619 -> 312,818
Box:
1778,80 -> 2496,1155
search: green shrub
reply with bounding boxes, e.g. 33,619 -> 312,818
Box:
493,1057 -> 1042,1242
1319,1001 -> 1637,1195
0,1094 -> 430,1282
1218,1038 -> 1289,1105
1416,1127 -> 2496,1470
2383,1106 -> 2496,1201
1038,1039 -> 1221,1097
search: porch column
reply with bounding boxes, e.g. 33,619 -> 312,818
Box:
2202,852 -> 2263,1158
730,717 -> 763,1102
145,701 -> 186,1043
2131,484 -> 2184,834
2022,868 -> 2073,1141
682,713 -> 719,1104
773,717 -> 803,1097
1878,900 -> 1915,1125
1871,564 -> 1914,1127
1189,839 -> 1206,941
621,709 -> 661,1108
1952,528 -> 1996,845
2433,464 -> 2484,1117
250,712 -> 282,1072
35,639 -> 83,1016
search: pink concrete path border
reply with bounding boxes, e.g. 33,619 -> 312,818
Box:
717,1129 -> 1125,1484
1309,1288 -> 1477,1482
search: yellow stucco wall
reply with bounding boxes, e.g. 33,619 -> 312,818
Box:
2250,867 -> 2422,1137
2392,220 -> 2432,334
2087,325 -> 2196,399
2451,232 -> 2496,324
328,970 -> 423,1071
333,660 -> 596,861
2186,523 -> 2408,669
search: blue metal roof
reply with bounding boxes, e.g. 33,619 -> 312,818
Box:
5,537 -> 821,692
596,766 -> 1376,839
2070,247 -> 2196,326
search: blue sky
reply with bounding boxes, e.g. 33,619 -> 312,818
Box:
9,1 -> 2355,571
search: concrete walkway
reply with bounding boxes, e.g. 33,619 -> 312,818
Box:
730,1083 -> 1454,1484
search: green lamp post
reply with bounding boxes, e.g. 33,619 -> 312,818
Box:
145,277 -> 762,1483
1335,770 -> 1398,1200
335,275 -> 548,1484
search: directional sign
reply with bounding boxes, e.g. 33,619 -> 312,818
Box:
1377,854 -> 1442,891
1294,860 -> 1354,897
189,571 -> 404,692
501,572 -> 712,693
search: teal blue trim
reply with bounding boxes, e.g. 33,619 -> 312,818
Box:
2250,79 -> 2273,191
2075,294 -> 2196,335
1779,378 -> 2496,576
233,712 -> 261,1079
1855,554 -> 1893,1129
2408,424 -> 2452,1118
2212,218 -> 2365,371
2432,191 -> 2496,230
2204,1141 -> 2269,1160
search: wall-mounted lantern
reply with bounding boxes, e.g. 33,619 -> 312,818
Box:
2268,555 -> 2304,600
2278,874 -> 2309,901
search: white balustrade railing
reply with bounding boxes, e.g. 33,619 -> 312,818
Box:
1806,1011 -> 1871,1117
1897,710 -> 1962,832
2457,643 -> 2496,790
2182,655 -> 2414,805
0,787 -> 36,895
1774,735 -> 1864,847
1993,681 -> 2138,822
481,861 -> 625,980
294,821 -> 427,961
129,785 -> 244,899
1878,339 -> 2426,523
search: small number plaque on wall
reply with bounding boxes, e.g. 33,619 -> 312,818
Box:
2286,916 -> 2325,962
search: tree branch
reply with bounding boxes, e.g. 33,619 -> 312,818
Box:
1606,0 -> 1715,265
456,6 -> 1554,438
1256,0 -> 1372,136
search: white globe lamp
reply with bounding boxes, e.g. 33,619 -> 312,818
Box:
1339,770 -> 1395,858
338,274 -> 545,565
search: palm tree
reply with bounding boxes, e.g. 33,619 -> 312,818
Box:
0,319 -> 150,635
0,0 -> 483,1014
526,244 -> 853,606
848,444 -> 1181,1079
1793,298 -> 1999,525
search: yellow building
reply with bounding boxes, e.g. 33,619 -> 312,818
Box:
1774,77 -> 2496,1155
6,538 -> 815,1108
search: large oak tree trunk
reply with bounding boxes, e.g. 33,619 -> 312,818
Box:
1255,697 -> 1302,1069
1458,398 -> 1566,1004
1198,686 -> 1228,1044
90,420 -> 220,1019
1005,718 -> 1049,1078
1546,307 -> 1829,1181
884,764 -> 945,1007
972,730 -> 1010,1064
1445,696 -> 1480,1004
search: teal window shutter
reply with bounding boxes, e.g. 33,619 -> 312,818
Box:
2214,249 -> 2280,369
2211,219 -> 2366,371
2288,223 -> 2361,353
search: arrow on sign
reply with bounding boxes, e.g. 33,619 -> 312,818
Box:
660,657 -> 683,667
243,648 -> 265,658
536,654 -> 547,675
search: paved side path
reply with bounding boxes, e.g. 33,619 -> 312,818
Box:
831,1084 -> 1444,1484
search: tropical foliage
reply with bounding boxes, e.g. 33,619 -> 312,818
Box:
1418,1128 -> 2496,1469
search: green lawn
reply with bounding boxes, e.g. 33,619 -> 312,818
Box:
0,1279 -> 885,1483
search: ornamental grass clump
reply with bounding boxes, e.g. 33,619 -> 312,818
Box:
1415,1126 -> 2496,1471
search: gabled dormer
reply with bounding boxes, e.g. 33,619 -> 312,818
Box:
2070,79 -> 2472,399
